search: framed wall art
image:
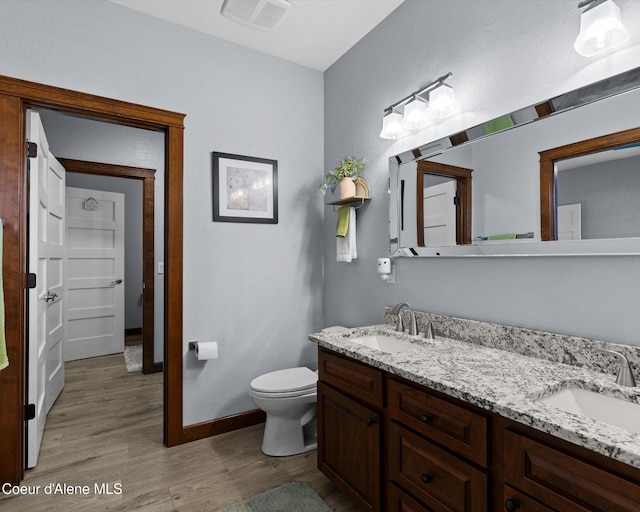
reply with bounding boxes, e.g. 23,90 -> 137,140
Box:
212,152 -> 278,224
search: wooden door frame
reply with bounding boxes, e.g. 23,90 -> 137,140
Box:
416,160 -> 473,246
59,159 -> 159,374
0,74 -> 185,485
539,125 -> 640,241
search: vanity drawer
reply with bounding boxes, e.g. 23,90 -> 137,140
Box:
503,429 -> 640,512
388,421 -> 487,512
387,378 -> 487,467
318,348 -> 383,407
502,485 -> 554,512
387,482 -> 431,512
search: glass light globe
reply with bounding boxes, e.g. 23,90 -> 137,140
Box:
380,111 -> 408,139
402,97 -> 429,131
574,0 -> 629,57
426,84 -> 458,119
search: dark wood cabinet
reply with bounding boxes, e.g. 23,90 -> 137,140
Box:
317,350 -> 383,512
317,346 -> 640,512
502,426 -> 640,512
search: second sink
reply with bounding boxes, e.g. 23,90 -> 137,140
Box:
538,387 -> 640,434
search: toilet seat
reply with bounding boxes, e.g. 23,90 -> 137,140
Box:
250,388 -> 316,399
250,367 -> 317,396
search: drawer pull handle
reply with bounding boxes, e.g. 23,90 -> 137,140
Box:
366,417 -> 376,427
419,414 -> 434,424
420,473 -> 433,484
505,498 -> 520,511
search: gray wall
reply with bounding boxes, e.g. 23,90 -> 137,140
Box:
1,0 -> 324,425
323,0 -> 640,346
558,156 -> 640,239
66,173 -> 144,331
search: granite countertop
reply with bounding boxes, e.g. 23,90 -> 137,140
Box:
309,324 -> 640,469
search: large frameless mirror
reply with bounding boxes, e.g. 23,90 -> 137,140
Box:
389,66 -> 640,257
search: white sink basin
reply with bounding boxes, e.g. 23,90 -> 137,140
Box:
347,334 -> 421,353
538,387 -> 640,434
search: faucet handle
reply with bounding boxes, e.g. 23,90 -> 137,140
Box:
408,312 -> 418,336
424,321 -> 435,340
396,314 -> 404,332
597,349 -> 636,387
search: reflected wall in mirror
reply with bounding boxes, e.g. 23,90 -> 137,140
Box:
389,66 -> 640,257
540,126 -> 640,241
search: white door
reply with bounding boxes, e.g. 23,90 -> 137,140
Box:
65,187 -> 125,361
424,180 -> 457,246
558,203 -> 582,240
27,111 -> 66,468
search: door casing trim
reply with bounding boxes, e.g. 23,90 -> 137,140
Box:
0,74 -> 185,485
59,159 -> 158,374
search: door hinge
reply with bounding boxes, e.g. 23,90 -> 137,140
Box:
27,142 -> 37,158
453,195 -> 460,205
26,273 -> 36,289
25,403 -> 36,420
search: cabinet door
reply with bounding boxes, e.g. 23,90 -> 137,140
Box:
318,381 -> 382,512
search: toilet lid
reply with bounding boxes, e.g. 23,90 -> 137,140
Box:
250,367 -> 317,393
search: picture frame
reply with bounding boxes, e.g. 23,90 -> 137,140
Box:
212,152 -> 278,224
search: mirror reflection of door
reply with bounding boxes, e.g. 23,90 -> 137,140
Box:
416,160 -> 473,247
557,204 -> 582,240
422,179 -> 457,246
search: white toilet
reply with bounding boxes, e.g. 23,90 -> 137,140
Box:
250,326 -> 347,456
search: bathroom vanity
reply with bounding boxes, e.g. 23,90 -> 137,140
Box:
310,314 -> 640,511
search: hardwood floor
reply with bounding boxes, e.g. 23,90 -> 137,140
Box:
0,354 -> 358,511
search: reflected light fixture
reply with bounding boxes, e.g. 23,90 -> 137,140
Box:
379,72 -> 457,140
574,0 -> 630,57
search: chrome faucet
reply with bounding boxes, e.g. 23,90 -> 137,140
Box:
597,349 -> 636,387
391,302 -> 418,335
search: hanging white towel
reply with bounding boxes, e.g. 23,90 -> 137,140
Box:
337,207 -> 357,262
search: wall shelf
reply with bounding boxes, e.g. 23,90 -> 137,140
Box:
326,196 -> 370,209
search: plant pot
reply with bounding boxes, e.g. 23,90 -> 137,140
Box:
339,177 -> 356,199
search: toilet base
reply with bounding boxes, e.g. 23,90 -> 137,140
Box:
260,405 -> 317,457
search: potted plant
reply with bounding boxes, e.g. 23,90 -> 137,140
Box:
320,156 -> 366,199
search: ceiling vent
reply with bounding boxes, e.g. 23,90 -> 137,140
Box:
220,0 -> 292,32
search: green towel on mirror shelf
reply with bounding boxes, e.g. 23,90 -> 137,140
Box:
0,222 -> 7,372
336,206 -> 351,237
487,233 -> 516,240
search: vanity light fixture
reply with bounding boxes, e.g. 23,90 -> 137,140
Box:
380,108 -> 409,140
402,96 -> 429,131
379,72 -> 457,140
426,83 -> 458,119
574,0 -> 630,57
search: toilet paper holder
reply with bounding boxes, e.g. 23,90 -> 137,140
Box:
188,341 -> 198,351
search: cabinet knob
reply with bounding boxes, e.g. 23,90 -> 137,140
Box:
419,414 -> 434,424
420,473 -> 433,484
366,417 -> 376,427
505,498 -> 520,511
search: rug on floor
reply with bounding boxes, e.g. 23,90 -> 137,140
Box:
124,344 -> 142,373
218,482 -> 331,512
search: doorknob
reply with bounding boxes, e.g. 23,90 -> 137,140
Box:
44,290 -> 58,302
110,279 -> 123,286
